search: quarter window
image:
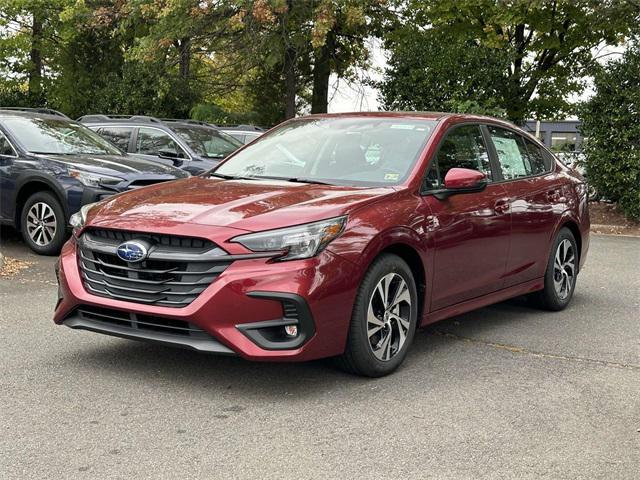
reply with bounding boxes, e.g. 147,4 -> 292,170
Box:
0,132 -> 16,156
136,128 -> 185,157
424,125 -> 492,190
96,127 -> 133,151
523,138 -> 550,174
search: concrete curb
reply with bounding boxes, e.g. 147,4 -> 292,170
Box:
0,251 -> 4,269
591,224 -> 640,237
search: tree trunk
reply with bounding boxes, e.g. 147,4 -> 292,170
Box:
284,45 -> 296,119
178,38 -> 191,80
505,96 -> 527,126
311,32 -> 334,114
28,12 -> 43,103
283,0 -> 296,119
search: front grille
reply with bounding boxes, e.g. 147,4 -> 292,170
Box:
76,305 -> 210,338
88,228 -> 214,250
78,229 -> 232,308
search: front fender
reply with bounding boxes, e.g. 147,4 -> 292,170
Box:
14,171 -> 70,223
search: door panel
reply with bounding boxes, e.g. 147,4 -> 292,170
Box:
486,126 -> 561,287
425,184 -> 511,310
0,132 -> 18,221
422,124 -> 511,311
501,175 -> 562,286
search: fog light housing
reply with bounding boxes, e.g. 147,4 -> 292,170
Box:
284,325 -> 298,337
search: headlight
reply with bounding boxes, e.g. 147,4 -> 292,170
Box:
69,202 -> 98,232
232,216 -> 347,261
69,168 -> 123,187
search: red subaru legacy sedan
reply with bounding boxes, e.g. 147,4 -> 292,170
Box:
54,112 -> 589,376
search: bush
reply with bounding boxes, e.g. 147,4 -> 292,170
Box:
579,47 -> 640,220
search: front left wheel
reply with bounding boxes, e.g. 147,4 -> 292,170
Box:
337,253 -> 418,377
20,191 -> 66,255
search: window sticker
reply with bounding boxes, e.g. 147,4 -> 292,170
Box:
389,124 -> 416,130
492,137 -> 527,178
384,173 -> 400,181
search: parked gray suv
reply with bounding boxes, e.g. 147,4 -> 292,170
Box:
78,115 -> 243,175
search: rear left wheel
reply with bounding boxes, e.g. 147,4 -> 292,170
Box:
530,227 -> 578,311
337,253 -> 418,377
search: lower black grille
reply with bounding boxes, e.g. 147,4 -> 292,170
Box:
78,229 -> 232,307
66,305 -> 236,354
77,305 -> 210,338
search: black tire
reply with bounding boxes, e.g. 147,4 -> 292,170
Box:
20,191 -> 66,255
529,227 -> 578,311
337,253 -> 418,377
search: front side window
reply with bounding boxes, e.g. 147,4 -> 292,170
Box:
1,117 -> 122,155
96,127 -> 133,152
424,124 -> 492,190
136,127 -> 185,158
488,126 -> 548,180
214,117 -> 437,186
172,126 -> 241,158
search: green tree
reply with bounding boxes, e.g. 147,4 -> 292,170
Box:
0,0 -> 69,106
379,27 -> 509,117
579,46 -> 640,220
381,0 -> 638,124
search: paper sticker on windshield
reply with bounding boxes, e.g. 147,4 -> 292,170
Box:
384,173 -> 400,181
390,124 -> 415,130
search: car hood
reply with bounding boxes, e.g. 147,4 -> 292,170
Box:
89,176 -> 396,232
37,153 -> 186,177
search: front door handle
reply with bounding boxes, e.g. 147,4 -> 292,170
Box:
494,199 -> 510,215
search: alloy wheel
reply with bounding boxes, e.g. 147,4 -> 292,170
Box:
553,239 -> 575,300
26,202 -> 57,246
367,273 -> 412,361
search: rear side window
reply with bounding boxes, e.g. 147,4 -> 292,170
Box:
488,126 -> 549,179
96,127 -> 133,152
424,124 -> 492,190
136,127 -> 185,157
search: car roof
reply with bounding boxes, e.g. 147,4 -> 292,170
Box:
77,114 -> 218,130
219,124 -> 265,132
296,111 -> 526,131
0,108 -> 70,120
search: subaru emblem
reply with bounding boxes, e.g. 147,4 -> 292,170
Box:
116,241 -> 149,263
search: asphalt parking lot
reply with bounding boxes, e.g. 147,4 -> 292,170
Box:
1,227 -> 639,479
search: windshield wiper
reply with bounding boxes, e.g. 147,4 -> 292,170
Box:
258,176 -> 334,186
209,172 -> 258,181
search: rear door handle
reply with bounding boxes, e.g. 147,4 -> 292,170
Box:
547,189 -> 561,201
494,199 -> 510,215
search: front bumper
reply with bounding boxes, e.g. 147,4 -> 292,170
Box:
54,235 -> 359,362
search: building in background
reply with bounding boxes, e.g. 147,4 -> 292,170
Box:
523,120 -> 584,152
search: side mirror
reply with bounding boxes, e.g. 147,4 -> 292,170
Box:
434,168 -> 487,200
157,149 -> 184,160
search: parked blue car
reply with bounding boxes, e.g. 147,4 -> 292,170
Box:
0,108 -> 189,255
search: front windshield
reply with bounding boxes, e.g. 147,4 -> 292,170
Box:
213,117 -> 437,186
173,126 -> 242,158
2,116 -> 122,155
